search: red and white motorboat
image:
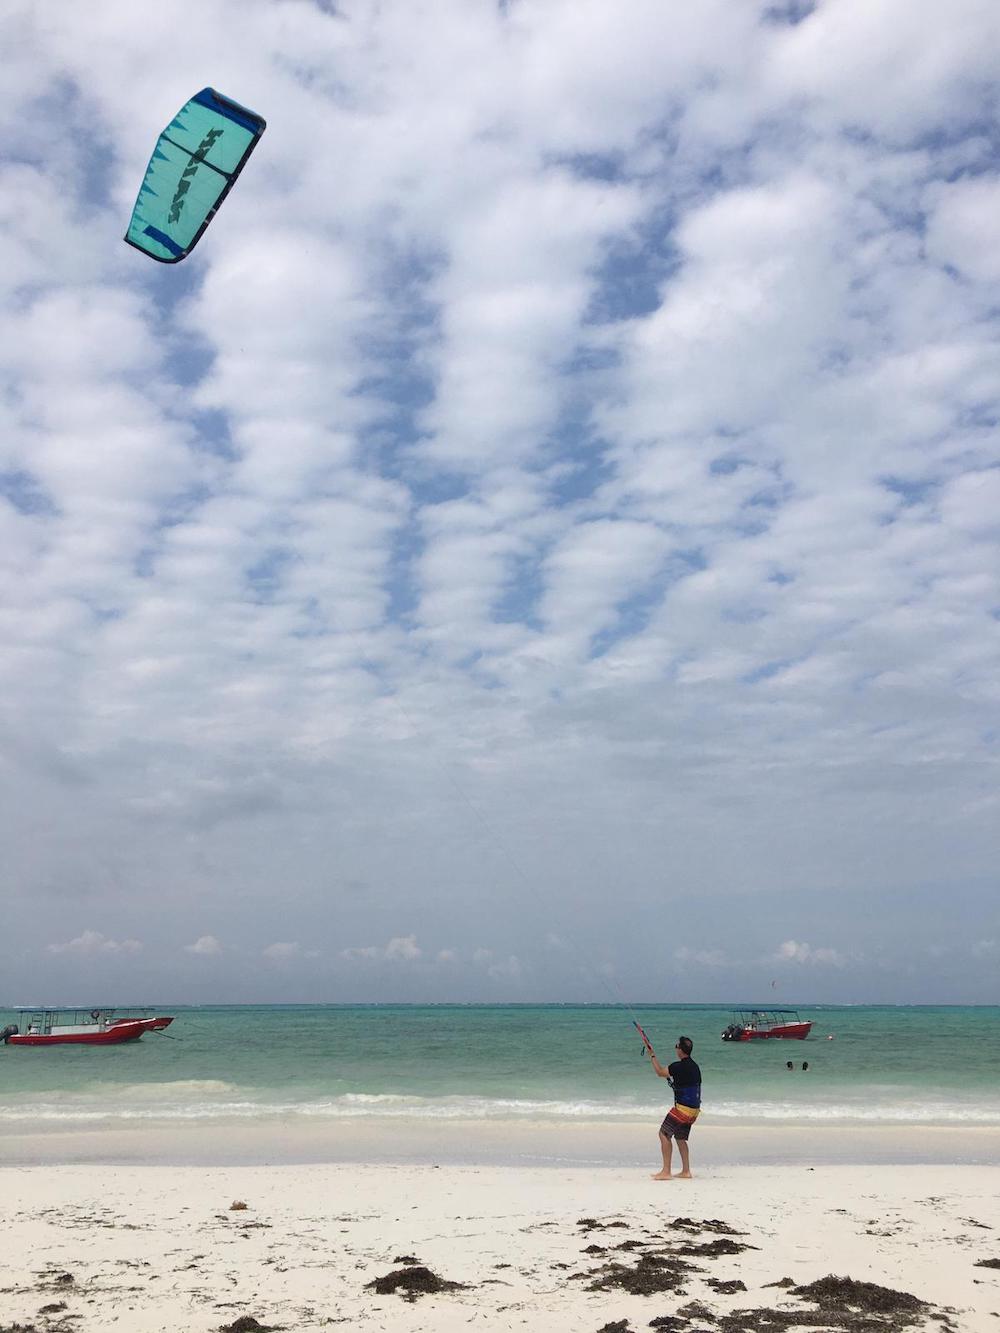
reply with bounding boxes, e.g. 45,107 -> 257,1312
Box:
1,1008 -> 174,1047
721,1008 -> 812,1041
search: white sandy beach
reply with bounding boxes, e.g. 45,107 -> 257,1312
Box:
3,1133 -> 999,1333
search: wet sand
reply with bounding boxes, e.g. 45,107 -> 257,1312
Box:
3,1116 -> 998,1167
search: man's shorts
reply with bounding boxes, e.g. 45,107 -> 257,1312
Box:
659,1104 -> 700,1142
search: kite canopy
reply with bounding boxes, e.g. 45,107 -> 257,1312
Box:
125,88 -> 265,263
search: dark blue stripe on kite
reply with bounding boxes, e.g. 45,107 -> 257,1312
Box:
192,88 -> 264,135
143,224 -> 184,257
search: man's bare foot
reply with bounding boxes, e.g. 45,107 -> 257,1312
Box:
676,1171 -> 693,1179
650,1171 -> 672,1180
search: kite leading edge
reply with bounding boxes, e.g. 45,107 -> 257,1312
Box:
125,88 -> 265,263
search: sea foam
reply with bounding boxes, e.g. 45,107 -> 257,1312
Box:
1,1091 -> 998,1126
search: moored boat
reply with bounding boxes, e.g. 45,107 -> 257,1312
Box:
1,1008 -> 174,1047
721,1008 -> 812,1041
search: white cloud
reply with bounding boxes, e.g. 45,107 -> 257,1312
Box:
538,519 -> 672,654
184,935 -> 222,956
340,945 -> 383,961
262,942 -> 302,961
776,940 -> 846,967
384,935 -> 421,961
762,0 -> 1000,143
341,936 -> 421,963
46,931 -> 143,956
925,175 -> 1000,285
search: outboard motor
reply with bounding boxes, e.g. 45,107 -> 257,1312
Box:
1,1024 -> 18,1044
721,1024 -> 744,1042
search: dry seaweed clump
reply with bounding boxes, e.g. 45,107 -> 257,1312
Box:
676,1237 -> 757,1258
794,1276 -> 928,1317
670,1217 -> 745,1236
707,1278 -> 748,1294
713,1272 -> 947,1333
677,1299 -> 717,1322
365,1265 -> 468,1302
579,1251 -> 694,1297
219,1317 -> 280,1333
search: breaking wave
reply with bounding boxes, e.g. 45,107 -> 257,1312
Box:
1,1090 -> 999,1126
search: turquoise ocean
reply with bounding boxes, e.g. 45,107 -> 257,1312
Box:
1,1005 -> 998,1131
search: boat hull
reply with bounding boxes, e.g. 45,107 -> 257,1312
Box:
6,1017 -> 172,1046
8,1023 -> 145,1046
731,1022 -> 812,1041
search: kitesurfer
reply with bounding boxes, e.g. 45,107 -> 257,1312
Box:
649,1035 -> 701,1180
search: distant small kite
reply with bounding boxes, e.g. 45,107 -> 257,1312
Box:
125,88 -> 265,263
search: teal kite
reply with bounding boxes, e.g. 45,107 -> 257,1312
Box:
125,88 -> 265,263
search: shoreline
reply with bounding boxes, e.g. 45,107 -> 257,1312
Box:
4,1116 -> 998,1167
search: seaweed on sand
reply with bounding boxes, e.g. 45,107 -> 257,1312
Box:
365,1265 -> 467,1302
711,1272 -> 945,1333
793,1276 -> 928,1316
219,1318 -> 280,1333
675,1238 -> 757,1258
577,1251 -> 695,1297
676,1299 -> 717,1321
670,1218 -> 745,1236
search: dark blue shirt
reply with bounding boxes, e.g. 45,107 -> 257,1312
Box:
668,1056 -> 702,1109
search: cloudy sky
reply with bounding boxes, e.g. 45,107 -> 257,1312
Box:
2,0 -> 998,1006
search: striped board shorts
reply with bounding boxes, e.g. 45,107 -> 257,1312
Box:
660,1103 -> 700,1141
